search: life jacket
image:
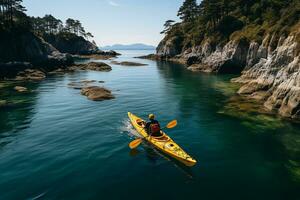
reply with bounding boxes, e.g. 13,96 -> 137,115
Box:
150,123 -> 160,134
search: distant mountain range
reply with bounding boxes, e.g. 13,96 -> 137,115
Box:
100,43 -> 156,50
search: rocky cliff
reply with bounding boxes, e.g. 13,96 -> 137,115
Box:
43,33 -> 99,55
155,23 -> 300,119
0,30 -> 73,78
233,27 -> 300,119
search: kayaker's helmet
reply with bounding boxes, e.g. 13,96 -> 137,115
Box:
148,114 -> 155,120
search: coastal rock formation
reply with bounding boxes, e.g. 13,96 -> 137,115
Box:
44,33 -> 121,59
14,86 -> 28,93
77,50 -> 120,60
70,62 -> 112,72
43,33 -> 99,55
157,36 -> 183,57
154,26 -> 300,119
186,39 -> 249,73
156,37 -> 250,74
15,69 -> 46,81
136,54 -> 161,60
68,80 -> 100,90
0,31 -> 73,79
81,86 -> 114,101
233,31 -> 300,119
111,61 -> 148,66
0,100 -> 7,107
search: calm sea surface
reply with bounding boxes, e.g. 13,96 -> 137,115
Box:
0,50 -> 299,200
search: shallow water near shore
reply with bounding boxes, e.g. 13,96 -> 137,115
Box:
0,50 -> 300,200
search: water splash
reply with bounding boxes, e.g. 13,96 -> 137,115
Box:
120,119 -> 141,138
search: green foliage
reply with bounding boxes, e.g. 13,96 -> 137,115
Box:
0,0 -> 94,42
216,16 -> 244,38
163,0 -> 300,47
177,0 -> 198,22
160,20 -> 175,34
0,0 -> 28,30
31,16 -> 94,41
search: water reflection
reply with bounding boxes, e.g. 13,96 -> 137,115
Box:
155,59 -> 300,185
0,81 -> 40,148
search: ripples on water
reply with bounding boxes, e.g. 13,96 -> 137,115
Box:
0,50 -> 299,200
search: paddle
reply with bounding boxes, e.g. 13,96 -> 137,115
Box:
129,120 -> 177,149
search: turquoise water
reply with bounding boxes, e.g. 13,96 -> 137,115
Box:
0,50 -> 300,200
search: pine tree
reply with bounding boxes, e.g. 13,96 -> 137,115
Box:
177,0 -> 198,22
160,20 -> 175,34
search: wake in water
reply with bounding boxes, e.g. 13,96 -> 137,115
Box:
120,119 -> 194,178
120,119 -> 141,138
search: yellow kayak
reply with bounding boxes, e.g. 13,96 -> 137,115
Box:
128,112 -> 196,167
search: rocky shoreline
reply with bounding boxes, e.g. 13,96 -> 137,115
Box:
140,25 -> 300,120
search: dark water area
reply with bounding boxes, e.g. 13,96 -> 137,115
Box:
0,50 -> 299,200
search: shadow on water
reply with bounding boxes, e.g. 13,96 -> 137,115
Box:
129,141 -> 195,179
154,60 -> 300,188
0,81 -> 42,149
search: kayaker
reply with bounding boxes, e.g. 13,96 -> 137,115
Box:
144,114 -> 162,137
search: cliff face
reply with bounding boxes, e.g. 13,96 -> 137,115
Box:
0,31 -> 73,78
233,29 -> 300,119
44,33 -> 99,55
157,37 -> 250,74
156,24 -> 300,119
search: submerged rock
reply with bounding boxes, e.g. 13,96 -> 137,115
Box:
68,82 -> 84,90
135,54 -> 161,60
14,86 -> 28,93
68,80 -> 101,90
111,61 -> 148,66
15,69 -> 46,81
70,62 -> 112,72
80,80 -> 97,84
0,100 -> 7,107
81,86 -> 114,101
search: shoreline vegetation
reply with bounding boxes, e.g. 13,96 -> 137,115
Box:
0,0 -> 120,80
140,0 -> 300,120
1,0 -> 299,121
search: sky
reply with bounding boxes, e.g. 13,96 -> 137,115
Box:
23,0 -> 185,47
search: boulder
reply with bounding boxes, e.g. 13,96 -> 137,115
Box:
81,86 -> 114,101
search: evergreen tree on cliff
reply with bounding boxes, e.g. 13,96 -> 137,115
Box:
160,20 -> 175,34
0,0 -> 27,29
177,0 -> 198,22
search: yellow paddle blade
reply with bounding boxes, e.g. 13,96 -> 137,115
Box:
129,138 -> 142,149
166,120 -> 177,129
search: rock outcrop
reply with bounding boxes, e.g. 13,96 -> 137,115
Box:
70,62 -> 112,72
186,39 -> 249,73
154,24 -> 300,119
0,31 -> 73,79
111,61 -> 148,66
77,50 -> 120,60
15,69 -> 46,81
81,86 -> 114,101
232,30 -> 300,119
43,33 -> 99,55
157,36 -> 183,57
156,37 -> 249,74
14,86 -> 28,93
